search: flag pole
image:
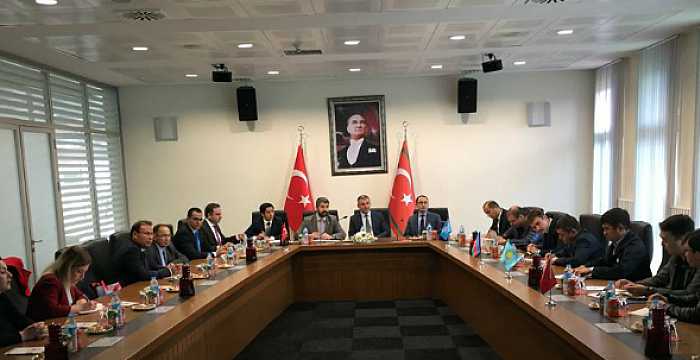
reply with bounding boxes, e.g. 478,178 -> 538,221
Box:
297,125 -> 305,146
402,121 -> 408,141
546,288 -> 557,307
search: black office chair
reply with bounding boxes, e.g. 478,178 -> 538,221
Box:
303,210 -> 339,219
352,208 -> 390,224
251,210 -> 290,234
429,208 -> 450,223
579,214 -> 606,252
176,219 -> 187,233
629,221 -> 654,267
4,266 -> 29,314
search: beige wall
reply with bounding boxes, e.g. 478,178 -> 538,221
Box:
118,71 -> 594,235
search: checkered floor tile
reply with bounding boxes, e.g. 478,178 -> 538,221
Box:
234,299 -> 501,360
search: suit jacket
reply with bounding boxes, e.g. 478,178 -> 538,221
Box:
336,139 -> 381,169
201,220 -> 237,248
115,241 -> 171,286
404,211 -> 442,237
588,231 -> 652,281
638,255 -> 700,297
299,213 -> 346,240
0,293 -> 32,347
348,210 -> 390,238
553,230 -> 603,267
245,215 -> 284,238
146,243 -> 188,270
666,293 -> 700,323
173,226 -> 215,260
489,209 -> 511,236
26,273 -> 85,321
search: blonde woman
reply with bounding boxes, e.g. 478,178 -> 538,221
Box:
27,246 -> 96,321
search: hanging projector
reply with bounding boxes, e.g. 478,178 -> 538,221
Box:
211,63 -> 232,82
481,53 -> 503,73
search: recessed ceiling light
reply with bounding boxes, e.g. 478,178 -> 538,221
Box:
237,43 -> 254,49
344,40 -> 361,46
348,68 -> 361,72
35,0 -> 58,5
267,70 -> 280,75
557,29 -> 574,35
132,46 -> 149,51
449,35 -> 466,41
185,74 -> 199,78
513,61 -> 527,66
430,64 -> 443,70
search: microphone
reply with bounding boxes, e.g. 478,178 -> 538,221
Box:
339,215 -> 349,221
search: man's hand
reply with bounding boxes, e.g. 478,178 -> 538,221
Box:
615,279 -> 633,289
623,284 -> 649,296
526,244 -> 539,254
496,236 -> 506,246
320,233 -> 333,240
309,232 -> 320,240
574,266 -> 592,276
647,293 -> 668,306
20,322 -> 46,341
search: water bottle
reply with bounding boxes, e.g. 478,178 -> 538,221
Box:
458,225 -> 467,247
302,228 -> 309,245
149,277 -> 160,306
207,252 -> 215,269
66,313 -> 78,352
226,245 -> 235,266
109,293 -> 124,328
603,281 -> 615,316
562,265 -> 573,294
425,224 -> 433,240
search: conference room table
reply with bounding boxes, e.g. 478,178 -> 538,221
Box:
2,239 -> 700,360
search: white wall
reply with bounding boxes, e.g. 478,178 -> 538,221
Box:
119,71 -> 594,235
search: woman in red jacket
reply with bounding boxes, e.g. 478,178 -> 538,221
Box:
27,246 -> 96,321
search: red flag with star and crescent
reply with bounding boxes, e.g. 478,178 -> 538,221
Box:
284,145 -> 315,232
388,140 -> 415,237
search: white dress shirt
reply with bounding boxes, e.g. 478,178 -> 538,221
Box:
346,138 -> 364,165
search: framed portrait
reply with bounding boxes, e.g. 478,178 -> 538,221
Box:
327,95 -> 387,176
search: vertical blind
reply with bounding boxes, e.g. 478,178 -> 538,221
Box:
0,58 -> 47,123
635,38 -> 679,272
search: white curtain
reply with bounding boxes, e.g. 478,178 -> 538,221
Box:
592,61 -> 625,214
635,37 -> 680,272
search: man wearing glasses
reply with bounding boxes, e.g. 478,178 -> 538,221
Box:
404,195 -> 442,237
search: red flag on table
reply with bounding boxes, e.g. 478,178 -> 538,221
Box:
540,258 -> 557,294
388,140 -> 415,237
281,222 -> 289,241
283,145 -> 315,232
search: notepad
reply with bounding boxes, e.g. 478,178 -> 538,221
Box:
121,301 -> 138,307
630,308 -> 650,317
77,322 -> 98,329
148,306 -> 174,314
88,336 -> 123,348
586,286 -> 607,291
595,323 -> 631,333
4,347 -> 44,355
199,280 -> 219,286
550,295 -> 575,302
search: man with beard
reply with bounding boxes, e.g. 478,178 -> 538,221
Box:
299,197 -> 346,240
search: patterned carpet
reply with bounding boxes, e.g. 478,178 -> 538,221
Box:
235,299 -> 502,360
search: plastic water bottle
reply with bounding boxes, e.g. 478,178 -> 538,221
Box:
426,224 -> 433,240
109,293 -> 124,328
302,228 -> 309,245
149,277 -> 160,306
207,252 -> 215,268
66,312 -> 78,352
226,245 -> 235,265
603,280 -> 615,316
562,265 -> 573,294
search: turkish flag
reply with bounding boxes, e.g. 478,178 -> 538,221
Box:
388,140 -> 415,237
540,258 -> 557,294
284,145 -> 315,232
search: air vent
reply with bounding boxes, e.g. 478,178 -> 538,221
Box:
182,44 -> 203,50
524,0 -> 565,3
283,49 -> 323,56
121,9 -> 166,21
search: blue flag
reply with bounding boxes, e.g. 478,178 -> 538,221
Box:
499,240 -> 522,272
440,221 -> 451,241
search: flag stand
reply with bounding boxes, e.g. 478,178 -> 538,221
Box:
545,288 -> 557,307
504,270 -> 512,280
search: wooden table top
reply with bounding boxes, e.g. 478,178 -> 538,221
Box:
2,239 -> 699,359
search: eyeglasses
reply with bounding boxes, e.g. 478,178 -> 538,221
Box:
191,218 -> 203,221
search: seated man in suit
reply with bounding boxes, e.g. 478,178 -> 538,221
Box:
616,214 -> 699,297
348,195 -> 390,238
116,220 -> 172,286
649,229 -> 700,323
336,113 -> 381,169
483,200 -> 510,238
245,202 -> 284,239
548,214 -> 603,267
174,208 -> 217,260
299,197 -> 346,240
404,195 -> 442,237
574,208 -> 652,281
526,208 -> 562,253
499,206 -> 542,247
147,224 -> 188,270
202,203 -> 241,247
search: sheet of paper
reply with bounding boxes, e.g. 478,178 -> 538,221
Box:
148,306 -> 175,314
595,323 -> 631,333
630,308 -> 650,317
199,280 -> 219,286
88,337 -> 123,348
481,259 -> 499,263
586,286 -> 607,291
121,301 -> 138,307
77,322 -> 98,329
4,347 -> 44,355
507,272 -> 527,277
555,274 -> 564,280
550,295 -> 575,302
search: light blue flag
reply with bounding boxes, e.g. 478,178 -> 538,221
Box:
499,240 -> 522,272
440,221 -> 451,241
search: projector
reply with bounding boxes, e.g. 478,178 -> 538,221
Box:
481,53 -> 503,73
211,63 -> 232,82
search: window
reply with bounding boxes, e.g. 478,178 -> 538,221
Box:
592,61 -> 624,214
0,58 -> 46,123
635,38 -> 679,272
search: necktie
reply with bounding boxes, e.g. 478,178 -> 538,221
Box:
194,230 -> 201,253
159,247 -> 167,267
420,215 -> 425,232
265,221 -> 271,235
213,224 -> 223,245
364,214 -> 371,234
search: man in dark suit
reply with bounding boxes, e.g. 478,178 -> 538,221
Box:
348,195 -> 390,238
526,208 -> 563,253
483,200 -> 510,238
147,224 -> 188,270
245,202 -> 284,239
201,203 -> 240,248
404,195 -> 442,237
549,214 -> 603,267
173,208 -> 215,260
575,208 -> 652,281
116,220 -> 172,286
336,113 -> 381,169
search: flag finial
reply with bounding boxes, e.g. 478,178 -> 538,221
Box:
402,121 -> 408,140
297,125 -> 305,145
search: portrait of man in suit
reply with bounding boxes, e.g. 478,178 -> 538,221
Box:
328,95 -> 387,176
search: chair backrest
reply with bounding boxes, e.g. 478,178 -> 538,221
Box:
303,210 -> 339,219
4,267 -> 28,314
353,208 -> 390,224
251,210 -> 289,234
629,221 -> 654,263
579,214 -> 606,252
413,208 -> 450,222
176,219 -> 187,233
84,239 -> 116,285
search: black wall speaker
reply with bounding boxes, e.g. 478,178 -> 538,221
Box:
236,86 -> 258,121
458,78 -> 477,114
